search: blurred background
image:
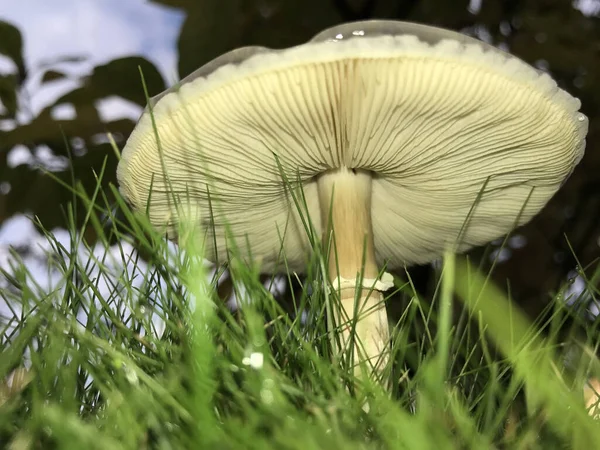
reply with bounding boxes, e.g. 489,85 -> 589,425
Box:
0,0 -> 599,323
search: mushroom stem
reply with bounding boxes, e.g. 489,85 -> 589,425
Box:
317,168 -> 390,381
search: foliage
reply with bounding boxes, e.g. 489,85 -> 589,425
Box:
0,166 -> 599,448
0,21 -> 165,228
1,1 -> 600,448
0,0 -> 598,312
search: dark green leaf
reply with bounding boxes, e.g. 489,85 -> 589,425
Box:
37,54 -> 88,69
0,20 -> 26,82
73,57 -> 166,106
176,0 -> 245,78
149,0 -> 187,7
41,70 -> 68,83
0,106 -> 134,154
0,74 -> 18,118
175,0 -> 341,78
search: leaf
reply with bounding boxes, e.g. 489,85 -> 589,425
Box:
83,57 -> 165,106
0,106 -> 134,154
41,70 -> 68,83
175,0 -> 341,78
37,54 -> 88,69
0,20 -> 26,82
150,0 -> 188,7
40,57 -> 164,129
0,139 -> 123,229
0,74 -> 18,118
51,89 -> 102,127
176,0 -> 246,78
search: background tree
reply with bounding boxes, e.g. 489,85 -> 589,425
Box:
1,0 -> 599,322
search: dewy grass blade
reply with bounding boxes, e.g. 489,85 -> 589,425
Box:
437,249 -> 455,387
454,255 -> 600,447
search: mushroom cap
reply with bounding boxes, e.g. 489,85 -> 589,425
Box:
117,20 -> 587,272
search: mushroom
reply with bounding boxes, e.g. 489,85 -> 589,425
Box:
117,20 -> 587,381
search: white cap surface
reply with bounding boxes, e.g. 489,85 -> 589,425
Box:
117,20 -> 588,272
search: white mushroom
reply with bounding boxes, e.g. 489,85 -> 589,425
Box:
117,20 -> 588,381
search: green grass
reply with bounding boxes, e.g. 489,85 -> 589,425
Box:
1,166 -> 600,450
2,70 -> 600,447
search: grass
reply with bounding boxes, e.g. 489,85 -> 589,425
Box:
1,69 -> 600,447
0,166 -> 599,450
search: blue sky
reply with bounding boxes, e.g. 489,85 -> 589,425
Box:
0,0 -> 184,117
0,0 -> 183,76
0,1 -> 184,303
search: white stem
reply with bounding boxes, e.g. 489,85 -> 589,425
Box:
317,168 -> 391,381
